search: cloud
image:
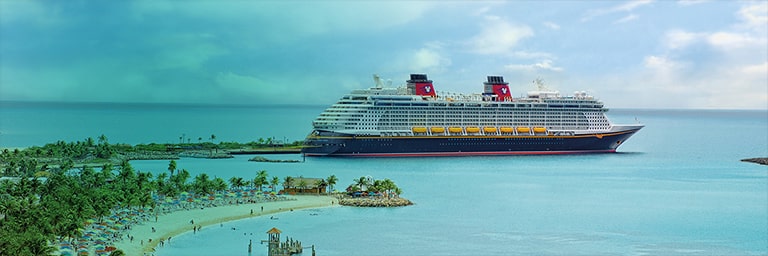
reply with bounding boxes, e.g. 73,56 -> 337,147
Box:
737,2 -> 768,29
613,14 -> 639,24
664,30 -> 703,49
677,0 -> 708,6
467,16 -> 534,55
409,47 -> 452,73
543,21 -> 560,30
505,60 -> 564,72
581,0 -> 653,22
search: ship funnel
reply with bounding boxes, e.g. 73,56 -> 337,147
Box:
483,76 -> 512,102
406,74 -> 436,97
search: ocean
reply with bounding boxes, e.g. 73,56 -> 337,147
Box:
1,102 -> 767,255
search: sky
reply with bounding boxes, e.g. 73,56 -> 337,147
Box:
0,0 -> 766,109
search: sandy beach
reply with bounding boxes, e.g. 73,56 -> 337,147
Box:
112,195 -> 337,256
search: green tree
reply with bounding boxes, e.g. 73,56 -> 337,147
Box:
212,177 -> 228,192
229,176 -> 244,190
193,173 -> 212,195
354,176 -> 371,192
270,176 -> 280,192
167,160 -> 177,177
254,170 -> 268,191
314,179 -> 326,194
326,175 -> 338,194
283,176 -> 294,191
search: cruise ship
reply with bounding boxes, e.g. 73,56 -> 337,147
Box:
302,74 -> 643,157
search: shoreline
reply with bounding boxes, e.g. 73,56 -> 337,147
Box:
112,195 -> 338,255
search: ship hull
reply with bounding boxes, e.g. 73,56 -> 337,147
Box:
302,129 -> 641,157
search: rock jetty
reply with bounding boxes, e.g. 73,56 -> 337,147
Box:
741,157 -> 768,166
248,156 -> 300,163
338,197 -> 413,207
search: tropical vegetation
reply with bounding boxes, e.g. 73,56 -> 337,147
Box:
0,155 -> 298,255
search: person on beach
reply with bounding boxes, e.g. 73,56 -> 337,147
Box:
151,227 -> 155,233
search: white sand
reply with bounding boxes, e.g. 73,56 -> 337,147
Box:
113,195 -> 338,255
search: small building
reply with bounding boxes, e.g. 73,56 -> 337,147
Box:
283,177 -> 326,194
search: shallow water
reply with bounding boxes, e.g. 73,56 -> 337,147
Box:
2,103 -> 766,255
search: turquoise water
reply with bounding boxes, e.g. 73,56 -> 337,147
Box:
1,102 -> 766,255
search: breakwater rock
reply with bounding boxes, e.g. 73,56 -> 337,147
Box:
179,151 -> 233,159
248,156 -> 300,163
338,197 -> 413,207
741,157 -> 768,166
119,151 -> 179,160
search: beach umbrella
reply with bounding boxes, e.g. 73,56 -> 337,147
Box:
105,246 -> 117,252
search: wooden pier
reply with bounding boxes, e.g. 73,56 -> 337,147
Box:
260,227 -> 314,256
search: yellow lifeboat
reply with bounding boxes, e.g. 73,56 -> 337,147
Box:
466,127 -> 480,133
483,127 -> 498,133
516,127 -> 531,133
412,127 -> 428,133
499,127 -> 514,133
533,127 -> 547,133
448,127 -> 464,133
430,127 -> 445,133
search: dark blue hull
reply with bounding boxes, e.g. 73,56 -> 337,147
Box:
302,129 -> 641,157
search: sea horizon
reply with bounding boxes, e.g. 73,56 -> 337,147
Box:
2,103 -> 765,255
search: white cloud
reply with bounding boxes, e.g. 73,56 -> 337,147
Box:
643,55 -> 684,72
512,51 -> 555,59
677,0 -> 708,6
663,30 -> 703,49
614,14 -> 639,24
467,16 -> 534,55
505,60 -> 563,72
581,0 -> 653,22
706,32 -> 762,49
737,3 -> 768,29
409,47 -> 452,72
543,21 -> 560,30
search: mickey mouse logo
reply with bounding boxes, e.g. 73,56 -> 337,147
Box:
424,86 -> 432,93
501,87 -> 507,94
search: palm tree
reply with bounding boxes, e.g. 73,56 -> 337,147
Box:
354,176 -> 370,192
212,177 -> 228,192
270,176 -> 280,192
210,134 -> 217,154
167,160 -> 177,177
193,173 -> 212,194
229,176 -> 244,190
283,176 -> 294,191
326,175 -> 338,194
98,134 -> 108,145
172,169 -> 190,192
313,179 -> 326,194
254,170 -> 268,191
